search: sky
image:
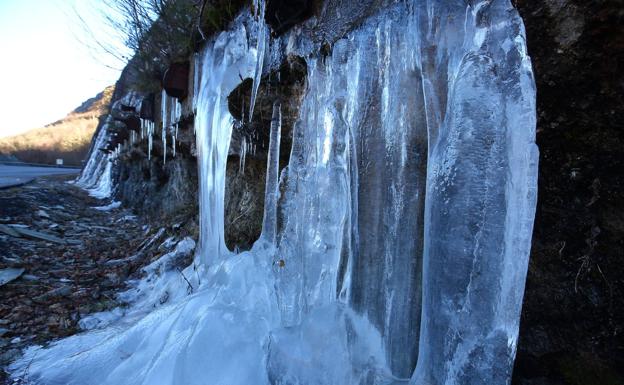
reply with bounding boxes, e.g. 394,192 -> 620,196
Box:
0,0 -> 125,138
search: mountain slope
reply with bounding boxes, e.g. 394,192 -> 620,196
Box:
0,86 -> 114,166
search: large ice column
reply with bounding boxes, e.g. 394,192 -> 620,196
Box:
260,101 -> 282,245
268,44 -> 394,383
271,9 -> 429,377
195,23 -> 257,265
344,11 -> 428,378
273,54 -> 352,326
412,1 -> 538,384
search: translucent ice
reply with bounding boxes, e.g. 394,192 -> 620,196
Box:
412,2 -> 538,384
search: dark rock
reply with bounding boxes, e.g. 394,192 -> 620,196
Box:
123,116 -> 141,133
120,104 -> 136,112
265,0 -> 316,36
513,0 -> 624,384
162,62 -> 190,99
227,54 -> 307,162
223,157 -> 265,251
140,94 -> 155,120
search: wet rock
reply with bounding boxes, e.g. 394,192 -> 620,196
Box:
513,1 -> 624,384
0,255 -> 22,266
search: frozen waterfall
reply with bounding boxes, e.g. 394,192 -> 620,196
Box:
10,1 -> 537,384
75,117 -> 114,199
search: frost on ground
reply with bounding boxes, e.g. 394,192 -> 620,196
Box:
10,1 -> 537,384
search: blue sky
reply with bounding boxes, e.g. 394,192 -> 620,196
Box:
0,0 -> 124,138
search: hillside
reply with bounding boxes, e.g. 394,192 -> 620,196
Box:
0,86 -> 114,166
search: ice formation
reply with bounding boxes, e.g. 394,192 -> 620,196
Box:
75,118 -> 114,199
160,90 -> 183,163
11,1 -> 537,384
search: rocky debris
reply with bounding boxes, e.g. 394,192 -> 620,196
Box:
0,268 -> 24,287
0,225 -> 20,238
0,175 -> 197,383
7,226 -> 68,245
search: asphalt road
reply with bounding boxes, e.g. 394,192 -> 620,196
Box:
0,165 -> 80,189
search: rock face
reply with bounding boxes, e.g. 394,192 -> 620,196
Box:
115,151 -> 198,220
162,62 -> 190,99
513,1 -> 624,384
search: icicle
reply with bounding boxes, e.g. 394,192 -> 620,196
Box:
162,90 -> 168,164
148,121 -> 153,160
162,123 -> 167,164
260,101 -> 281,244
248,0 -> 267,121
172,125 -> 177,158
176,100 -> 182,122
239,136 -> 246,173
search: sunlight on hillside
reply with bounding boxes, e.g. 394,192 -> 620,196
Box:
0,86 -> 114,166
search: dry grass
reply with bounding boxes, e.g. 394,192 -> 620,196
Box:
0,86 -> 114,166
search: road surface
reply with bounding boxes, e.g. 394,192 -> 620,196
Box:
0,164 -> 80,189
